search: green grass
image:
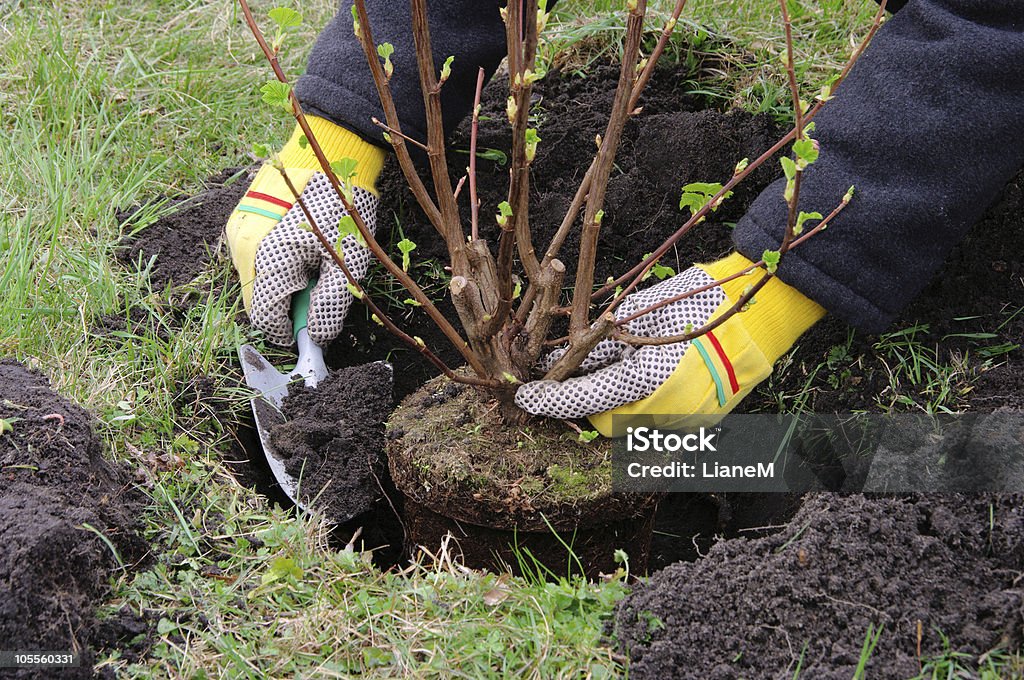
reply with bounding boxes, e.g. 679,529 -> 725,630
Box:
3,1 -> 1021,678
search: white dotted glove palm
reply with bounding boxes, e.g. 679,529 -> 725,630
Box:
515,266 -> 727,419
251,173 -> 378,347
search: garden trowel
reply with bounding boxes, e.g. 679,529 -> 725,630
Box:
238,281 -> 326,513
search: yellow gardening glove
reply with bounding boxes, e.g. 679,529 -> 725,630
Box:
515,253 -> 826,436
225,116 -> 386,346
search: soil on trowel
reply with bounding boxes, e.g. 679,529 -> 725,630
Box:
0,360 -> 148,678
615,493 -> 1024,679
268,362 -> 395,538
116,167 -> 249,289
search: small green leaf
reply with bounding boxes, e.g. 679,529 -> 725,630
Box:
403,298 -> 422,307
843,185 -> 856,203
578,430 -> 600,443
440,55 -> 455,82
780,156 -> 797,181
350,4 -> 360,35
792,138 -> 819,169
330,157 -> 359,183
502,372 -> 519,384
679,182 -> 732,218
377,42 -> 395,77
794,210 -> 822,236
397,237 -> 417,271
268,7 -> 302,29
297,134 -> 308,149
262,556 -> 303,585
252,142 -> 271,157
522,68 -> 545,84
506,95 -> 518,123
762,249 -> 781,274
733,157 -> 749,175
260,81 -> 292,111
512,279 -> 522,300
524,128 -> 541,162
337,215 -> 366,247
476,147 -> 508,165
496,201 -> 513,227
345,283 -> 363,300
371,314 -> 384,326
639,253 -> 675,281
413,336 -> 426,348
0,418 -> 20,436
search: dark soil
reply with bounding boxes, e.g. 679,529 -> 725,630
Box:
615,493 -> 1024,679
0,360 -> 148,678
116,167 -> 249,289
270,362 -> 393,526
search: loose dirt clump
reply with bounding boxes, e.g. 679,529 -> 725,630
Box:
615,493 -> 1024,679
269,362 -> 394,526
0,360 -> 148,677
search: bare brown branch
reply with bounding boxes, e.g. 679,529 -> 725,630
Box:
469,66 -> 486,242
568,0 -> 647,340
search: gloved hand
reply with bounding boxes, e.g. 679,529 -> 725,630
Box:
515,253 -> 826,436
226,116 -> 386,346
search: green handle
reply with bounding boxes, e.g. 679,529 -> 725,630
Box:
292,278 -> 316,340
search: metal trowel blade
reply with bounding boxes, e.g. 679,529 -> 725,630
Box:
238,344 -> 305,509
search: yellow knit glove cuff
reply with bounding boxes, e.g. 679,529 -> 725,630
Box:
699,252 -> 825,365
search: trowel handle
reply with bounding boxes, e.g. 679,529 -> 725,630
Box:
291,279 -> 315,341
292,279 -> 329,387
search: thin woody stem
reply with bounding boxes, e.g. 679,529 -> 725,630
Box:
779,0 -> 803,252
567,0 -> 646,340
538,0 -> 687,272
504,0 -> 543,282
277,169 -> 502,388
409,0 -> 469,274
614,272 -> 772,347
469,67 -> 485,242
238,0 -> 489,378
371,117 -> 428,152
628,0 -> 687,112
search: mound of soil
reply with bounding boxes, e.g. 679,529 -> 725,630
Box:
615,493 -> 1024,679
0,360 -> 148,677
268,362 -> 398,544
117,167 -> 249,289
